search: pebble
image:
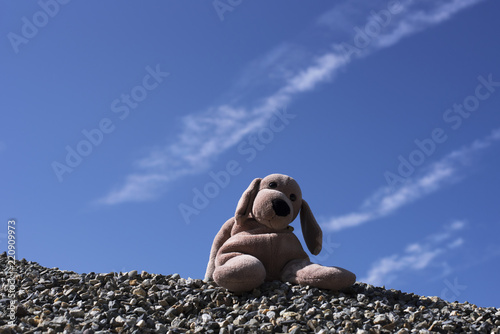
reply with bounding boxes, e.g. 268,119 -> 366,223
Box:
0,251 -> 498,333
132,287 -> 147,297
69,308 -> 85,318
373,313 -> 388,324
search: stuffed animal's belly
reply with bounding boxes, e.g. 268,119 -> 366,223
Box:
217,232 -> 308,280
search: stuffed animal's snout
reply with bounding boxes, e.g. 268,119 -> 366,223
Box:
252,189 -> 294,229
271,198 -> 291,217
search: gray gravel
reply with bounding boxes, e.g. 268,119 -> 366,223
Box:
1,252 -> 499,333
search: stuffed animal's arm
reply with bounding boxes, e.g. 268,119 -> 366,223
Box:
204,217 -> 235,281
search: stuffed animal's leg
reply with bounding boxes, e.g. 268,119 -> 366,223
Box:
213,253 -> 266,292
281,259 -> 356,290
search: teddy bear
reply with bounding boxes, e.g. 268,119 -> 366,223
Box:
205,173 -> 356,292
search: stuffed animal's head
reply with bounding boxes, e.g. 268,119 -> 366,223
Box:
235,174 -> 323,255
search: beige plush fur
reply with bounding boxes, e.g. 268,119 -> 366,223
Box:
205,174 -> 356,292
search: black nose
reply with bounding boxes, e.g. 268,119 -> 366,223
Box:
272,199 -> 290,217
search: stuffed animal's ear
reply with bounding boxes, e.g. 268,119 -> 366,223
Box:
235,178 -> 262,224
300,199 -> 322,255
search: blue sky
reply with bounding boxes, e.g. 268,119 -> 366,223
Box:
2,0 -> 500,308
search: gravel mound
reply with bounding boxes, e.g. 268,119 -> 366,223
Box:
1,252 -> 499,334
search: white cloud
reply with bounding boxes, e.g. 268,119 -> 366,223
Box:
282,53 -> 348,94
323,130 -> 500,232
448,237 -> 464,249
362,249 -> 443,286
98,0 -> 485,205
325,212 -> 375,232
98,174 -> 170,205
489,128 -> 500,140
449,220 -> 466,230
361,221 -> 466,286
375,0 -> 485,49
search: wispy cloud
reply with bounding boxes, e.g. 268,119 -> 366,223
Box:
319,0 -> 485,53
323,128 -> 500,232
373,0 -> 486,49
361,220 -> 466,286
98,0 -> 485,205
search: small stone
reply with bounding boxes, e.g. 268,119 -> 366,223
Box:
260,323 -> 273,331
15,305 -> 29,317
373,314 -> 388,324
132,287 -> 147,297
364,310 -> 374,318
128,270 -> 138,278
248,318 -> 259,327
307,319 -> 318,330
305,307 -> 316,316
136,319 -> 146,328
442,324 -> 455,330
218,319 -> 230,328
155,323 -> 167,333
357,294 -> 367,302
171,317 -> 186,327
52,316 -> 67,324
282,311 -> 299,318
69,308 -> 85,318
356,330 -> 369,334
133,307 -> 146,314
395,329 -> 410,334
113,315 -> 126,326
141,279 -> 152,289
201,313 -> 211,323
233,315 -> 246,325
382,322 -> 396,331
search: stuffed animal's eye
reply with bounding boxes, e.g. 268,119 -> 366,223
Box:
290,194 -> 297,201
269,182 -> 277,188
